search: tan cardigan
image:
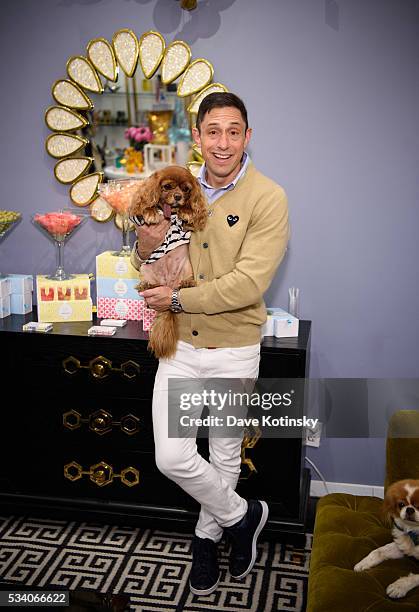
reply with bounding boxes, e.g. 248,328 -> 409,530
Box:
131,162 -> 289,348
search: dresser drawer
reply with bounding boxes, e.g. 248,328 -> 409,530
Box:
3,396 -> 154,453
10,333 -> 158,399
3,448 -> 197,510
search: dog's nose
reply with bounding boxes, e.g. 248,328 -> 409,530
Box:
406,506 -> 415,516
174,194 -> 182,201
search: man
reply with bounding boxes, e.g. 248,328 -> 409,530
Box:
131,92 -> 289,595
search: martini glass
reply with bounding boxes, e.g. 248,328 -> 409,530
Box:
98,178 -> 141,256
32,209 -> 88,281
0,210 -> 22,278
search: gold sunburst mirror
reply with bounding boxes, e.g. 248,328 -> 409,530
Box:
45,28 -> 228,222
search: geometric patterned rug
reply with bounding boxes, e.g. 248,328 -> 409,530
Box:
0,515 -> 311,611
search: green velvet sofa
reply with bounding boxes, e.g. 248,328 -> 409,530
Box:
307,410 -> 419,612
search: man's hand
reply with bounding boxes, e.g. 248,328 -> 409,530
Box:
136,218 -> 171,260
140,286 -> 172,312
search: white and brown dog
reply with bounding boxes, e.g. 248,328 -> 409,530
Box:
354,479 -> 419,599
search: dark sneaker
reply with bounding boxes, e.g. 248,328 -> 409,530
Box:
189,535 -> 221,596
225,499 -> 269,579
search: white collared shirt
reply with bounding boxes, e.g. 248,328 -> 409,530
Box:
197,152 -> 250,204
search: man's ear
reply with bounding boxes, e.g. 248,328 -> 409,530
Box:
244,127 -> 252,148
192,127 -> 201,147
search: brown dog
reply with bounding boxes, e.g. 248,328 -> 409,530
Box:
129,166 -> 207,359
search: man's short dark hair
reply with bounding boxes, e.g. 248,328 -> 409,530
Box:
196,92 -> 249,132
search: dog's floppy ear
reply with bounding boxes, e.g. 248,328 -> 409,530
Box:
382,481 -> 399,526
129,171 -> 161,217
186,176 -> 207,231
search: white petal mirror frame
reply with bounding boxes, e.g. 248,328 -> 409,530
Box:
45,27 -> 228,220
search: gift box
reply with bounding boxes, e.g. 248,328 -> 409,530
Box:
143,306 -> 157,331
263,307 -> 299,338
97,297 -> 144,321
37,298 -> 93,323
0,278 -> 11,299
36,275 -> 91,303
96,277 -> 140,301
0,295 -> 11,318
7,274 -> 33,295
96,251 -> 138,280
10,292 -> 32,315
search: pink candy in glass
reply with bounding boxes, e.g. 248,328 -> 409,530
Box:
34,212 -> 81,237
99,181 -> 140,215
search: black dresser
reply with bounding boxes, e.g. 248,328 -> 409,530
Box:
0,311 -> 311,540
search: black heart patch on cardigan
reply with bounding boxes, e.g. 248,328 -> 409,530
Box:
227,215 -> 239,227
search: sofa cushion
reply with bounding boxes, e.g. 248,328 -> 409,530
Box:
307,493 -> 419,612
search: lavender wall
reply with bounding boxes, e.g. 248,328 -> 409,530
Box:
1,0 -> 418,486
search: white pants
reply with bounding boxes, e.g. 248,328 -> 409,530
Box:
152,340 -> 261,542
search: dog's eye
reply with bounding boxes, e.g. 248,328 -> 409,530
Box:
162,183 -> 174,191
181,184 -> 191,193
398,501 -> 406,508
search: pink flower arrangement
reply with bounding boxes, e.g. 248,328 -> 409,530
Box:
124,125 -> 153,151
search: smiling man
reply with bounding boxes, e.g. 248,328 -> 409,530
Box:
131,92 -> 289,596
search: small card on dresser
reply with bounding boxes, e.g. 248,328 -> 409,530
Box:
88,325 -> 117,336
22,322 -> 53,333
99,319 -> 127,327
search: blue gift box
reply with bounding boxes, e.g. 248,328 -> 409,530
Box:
10,292 -> 33,315
96,277 -> 140,301
7,274 -> 33,295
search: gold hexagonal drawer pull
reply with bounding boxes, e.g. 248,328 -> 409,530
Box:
64,460 -> 139,487
64,461 -> 83,481
62,408 -> 140,436
62,355 -> 140,380
239,425 -> 261,481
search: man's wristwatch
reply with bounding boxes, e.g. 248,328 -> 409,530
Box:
170,289 -> 183,313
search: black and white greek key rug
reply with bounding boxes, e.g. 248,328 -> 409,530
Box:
0,515 -> 311,611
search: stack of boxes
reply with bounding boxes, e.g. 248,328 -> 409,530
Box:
36,274 -> 92,322
0,274 -> 33,318
96,251 -> 146,322
262,307 -> 299,338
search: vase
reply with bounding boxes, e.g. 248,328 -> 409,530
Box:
0,210 -> 22,278
32,210 -> 88,281
98,178 -> 142,256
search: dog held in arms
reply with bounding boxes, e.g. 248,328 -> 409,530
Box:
129,166 -> 207,359
354,479 -> 419,598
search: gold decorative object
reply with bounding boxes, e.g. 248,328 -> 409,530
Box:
64,460 -> 140,487
66,56 -> 104,93
187,161 -> 203,177
70,172 -> 103,207
139,31 -> 165,79
181,0 -> 197,9
62,408 -> 140,436
51,79 -> 93,110
90,197 -> 115,223
62,355 -> 140,380
161,40 -> 191,84
187,82 -> 228,114
120,147 -> 144,174
87,38 -> 118,82
46,133 -> 88,158
45,106 -> 88,132
178,58 -> 214,97
239,426 -> 262,480
112,29 -> 139,77
54,157 -> 93,184
148,110 -> 173,145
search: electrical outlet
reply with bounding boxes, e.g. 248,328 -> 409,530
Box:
304,421 -> 322,447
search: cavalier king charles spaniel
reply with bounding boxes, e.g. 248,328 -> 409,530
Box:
354,479 -> 419,598
129,165 -> 207,359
